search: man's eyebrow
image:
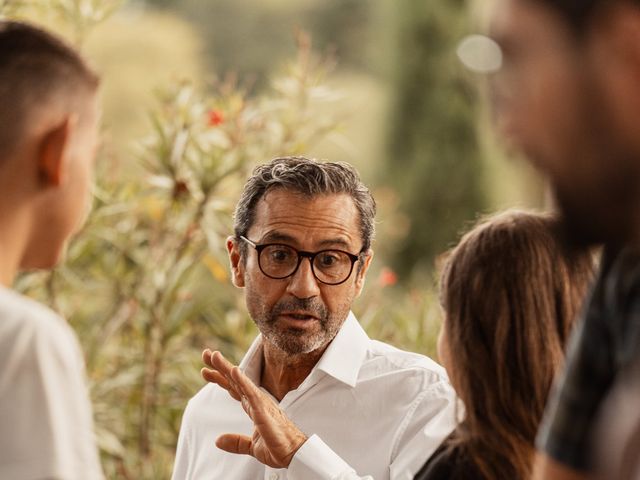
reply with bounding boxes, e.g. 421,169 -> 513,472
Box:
260,232 -> 298,244
317,238 -> 352,249
259,233 -> 354,250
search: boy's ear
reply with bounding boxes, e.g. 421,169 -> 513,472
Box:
227,236 -> 245,288
37,115 -> 76,187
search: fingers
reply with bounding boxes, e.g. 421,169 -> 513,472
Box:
202,349 -> 237,374
210,350 -> 237,378
202,348 -> 214,368
231,365 -> 263,402
201,350 -> 243,401
201,367 -> 229,387
216,433 -> 253,457
201,367 -> 242,401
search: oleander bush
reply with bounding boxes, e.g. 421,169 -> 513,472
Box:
4,2 -> 443,478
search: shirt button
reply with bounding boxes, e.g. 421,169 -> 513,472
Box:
269,474 -> 279,480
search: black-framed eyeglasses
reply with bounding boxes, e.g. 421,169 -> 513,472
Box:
240,236 -> 363,286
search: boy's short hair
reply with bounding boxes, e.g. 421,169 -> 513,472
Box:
0,21 -> 99,160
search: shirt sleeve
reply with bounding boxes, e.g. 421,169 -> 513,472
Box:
287,380 -> 457,480
287,435 -> 373,480
389,380 -> 457,479
537,264 -> 616,471
172,404 -> 193,480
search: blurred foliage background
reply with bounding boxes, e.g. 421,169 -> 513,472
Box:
2,0 -> 543,477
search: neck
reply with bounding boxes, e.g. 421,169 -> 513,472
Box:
0,254 -> 17,287
260,341 -> 329,402
0,209 -> 27,288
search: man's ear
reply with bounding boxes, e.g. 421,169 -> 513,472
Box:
354,249 -> 374,297
227,236 -> 245,288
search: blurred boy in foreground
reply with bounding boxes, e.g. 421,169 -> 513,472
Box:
0,21 -> 103,479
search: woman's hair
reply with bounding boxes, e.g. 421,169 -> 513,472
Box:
440,210 -> 596,479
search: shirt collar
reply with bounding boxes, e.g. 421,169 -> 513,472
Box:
239,311 -> 370,388
239,335 -> 265,384
314,311 -> 370,388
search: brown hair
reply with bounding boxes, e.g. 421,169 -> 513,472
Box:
0,20 -> 99,159
440,210 -> 596,479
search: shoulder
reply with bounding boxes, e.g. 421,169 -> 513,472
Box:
363,339 -> 449,387
184,383 -> 222,410
181,382 -> 238,425
415,441 -> 483,480
604,246 -> 640,313
0,291 -> 102,479
0,288 -> 82,369
588,245 -> 640,318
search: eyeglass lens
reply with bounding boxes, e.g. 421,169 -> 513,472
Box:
258,244 -> 354,284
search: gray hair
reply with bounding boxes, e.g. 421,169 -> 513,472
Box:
234,156 -> 376,253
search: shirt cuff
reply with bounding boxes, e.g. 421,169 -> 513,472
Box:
287,434 -> 356,480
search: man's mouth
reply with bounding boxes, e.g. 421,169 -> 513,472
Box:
280,312 -> 318,321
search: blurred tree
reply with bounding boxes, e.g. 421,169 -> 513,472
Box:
384,0 -> 487,276
84,8 -> 205,159
158,0 -> 376,89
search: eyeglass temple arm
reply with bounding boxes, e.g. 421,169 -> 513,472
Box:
239,235 -> 257,248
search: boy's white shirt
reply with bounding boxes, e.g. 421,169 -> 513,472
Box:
0,286 -> 104,480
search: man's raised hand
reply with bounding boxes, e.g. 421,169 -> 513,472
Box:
201,350 -> 308,469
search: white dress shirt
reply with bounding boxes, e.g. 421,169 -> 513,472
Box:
172,312 -> 457,480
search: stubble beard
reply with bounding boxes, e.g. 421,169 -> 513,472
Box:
553,173 -> 640,250
551,126 -> 640,249
548,74 -> 640,250
249,296 -> 348,356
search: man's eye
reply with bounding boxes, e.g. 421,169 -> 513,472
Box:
269,249 -> 293,263
318,253 -> 339,267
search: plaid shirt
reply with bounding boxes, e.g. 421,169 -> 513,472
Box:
537,246 -> 640,471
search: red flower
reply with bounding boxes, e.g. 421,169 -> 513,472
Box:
207,109 -> 224,127
378,267 -> 398,288
173,179 -> 190,199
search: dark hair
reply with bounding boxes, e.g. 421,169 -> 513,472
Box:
440,210 -> 596,479
234,156 -> 376,253
0,21 -> 99,159
533,0 -> 640,31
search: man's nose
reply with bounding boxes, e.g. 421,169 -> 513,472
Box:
286,257 -> 321,299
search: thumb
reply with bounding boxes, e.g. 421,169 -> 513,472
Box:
216,433 -> 253,456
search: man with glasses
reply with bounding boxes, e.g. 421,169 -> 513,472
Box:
172,156 -> 456,479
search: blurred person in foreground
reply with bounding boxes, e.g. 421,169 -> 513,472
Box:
172,156 -> 457,479
489,0 -> 640,478
0,21 -> 103,479
415,211 -> 595,479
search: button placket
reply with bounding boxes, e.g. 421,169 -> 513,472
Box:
264,468 -> 282,480
279,370 -> 325,411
